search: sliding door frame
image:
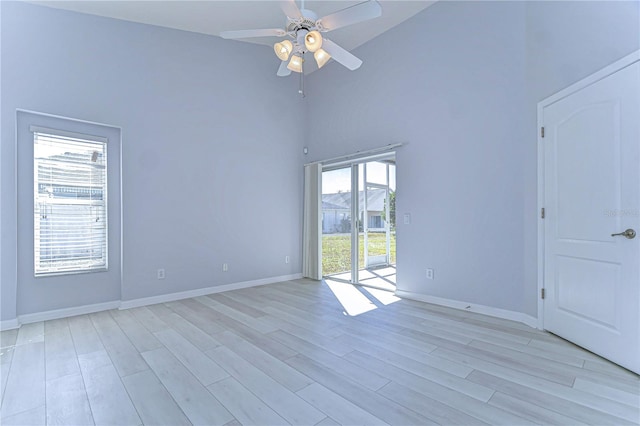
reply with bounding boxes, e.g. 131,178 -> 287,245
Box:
320,151 -> 396,284
350,164 -> 359,283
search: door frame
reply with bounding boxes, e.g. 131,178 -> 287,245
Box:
536,50 -> 640,330
363,182 -> 391,268
320,151 -> 396,284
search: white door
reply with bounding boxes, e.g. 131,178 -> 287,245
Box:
543,61 -> 640,374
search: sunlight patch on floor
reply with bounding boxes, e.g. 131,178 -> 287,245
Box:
367,266 -> 397,285
357,270 -> 377,280
324,279 -> 377,316
371,266 -> 396,277
363,286 -> 401,306
358,276 -> 396,291
325,265 -> 397,291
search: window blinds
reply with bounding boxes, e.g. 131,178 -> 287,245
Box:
33,130 -> 108,276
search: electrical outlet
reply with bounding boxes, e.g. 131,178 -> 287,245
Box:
285,255 -> 290,264
426,268 -> 434,280
157,268 -> 165,280
404,213 -> 411,225
222,263 -> 228,272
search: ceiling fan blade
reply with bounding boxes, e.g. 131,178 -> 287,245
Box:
277,61 -> 292,77
322,39 -> 363,71
219,28 -> 286,39
280,0 -> 303,19
317,0 -> 382,32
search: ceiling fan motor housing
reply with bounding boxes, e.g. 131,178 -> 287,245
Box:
286,9 -> 318,34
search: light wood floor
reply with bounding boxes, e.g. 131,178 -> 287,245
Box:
1,278 -> 639,425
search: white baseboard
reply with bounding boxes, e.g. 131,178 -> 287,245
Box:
16,301 -> 121,327
0,318 -> 20,331
1,273 -> 303,330
394,290 -> 539,329
119,273 -> 303,310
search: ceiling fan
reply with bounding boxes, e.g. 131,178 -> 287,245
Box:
219,0 -> 382,77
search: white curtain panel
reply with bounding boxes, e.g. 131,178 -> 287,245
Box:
302,163 -> 322,280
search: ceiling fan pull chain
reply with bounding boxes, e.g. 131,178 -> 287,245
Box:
299,52 -> 306,97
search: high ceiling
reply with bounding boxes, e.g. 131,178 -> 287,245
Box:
27,1 -> 437,53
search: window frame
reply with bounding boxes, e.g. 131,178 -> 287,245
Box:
31,125 -> 109,277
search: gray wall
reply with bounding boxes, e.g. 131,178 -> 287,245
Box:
305,0 -> 639,316
1,1 -> 304,318
306,0 -> 529,313
2,0 -> 638,322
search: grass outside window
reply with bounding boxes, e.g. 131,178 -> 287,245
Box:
322,233 -> 396,276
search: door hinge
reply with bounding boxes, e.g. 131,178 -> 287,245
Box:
541,127 -> 545,138
541,207 -> 545,219
541,288 -> 545,299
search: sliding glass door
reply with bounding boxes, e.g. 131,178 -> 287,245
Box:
321,156 -> 396,286
321,166 -> 354,282
360,160 -> 395,270
363,184 -> 389,268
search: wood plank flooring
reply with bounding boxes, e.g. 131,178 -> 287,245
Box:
1,278 -> 638,425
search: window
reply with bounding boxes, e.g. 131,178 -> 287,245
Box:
33,128 -> 108,276
369,215 -> 383,229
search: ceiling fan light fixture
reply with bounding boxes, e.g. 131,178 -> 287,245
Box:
304,30 -> 323,52
287,55 -> 304,73
314,48 -> 331,68
274,40 -> 293,61
222,0 -> 376,86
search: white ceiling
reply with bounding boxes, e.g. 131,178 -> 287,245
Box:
27,1 -> 437,53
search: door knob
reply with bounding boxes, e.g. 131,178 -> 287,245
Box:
611,229 -> 636,239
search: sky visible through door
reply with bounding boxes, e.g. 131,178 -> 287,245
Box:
322,164 -> 396,193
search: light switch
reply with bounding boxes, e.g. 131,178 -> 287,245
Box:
403,213 -> 411,225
